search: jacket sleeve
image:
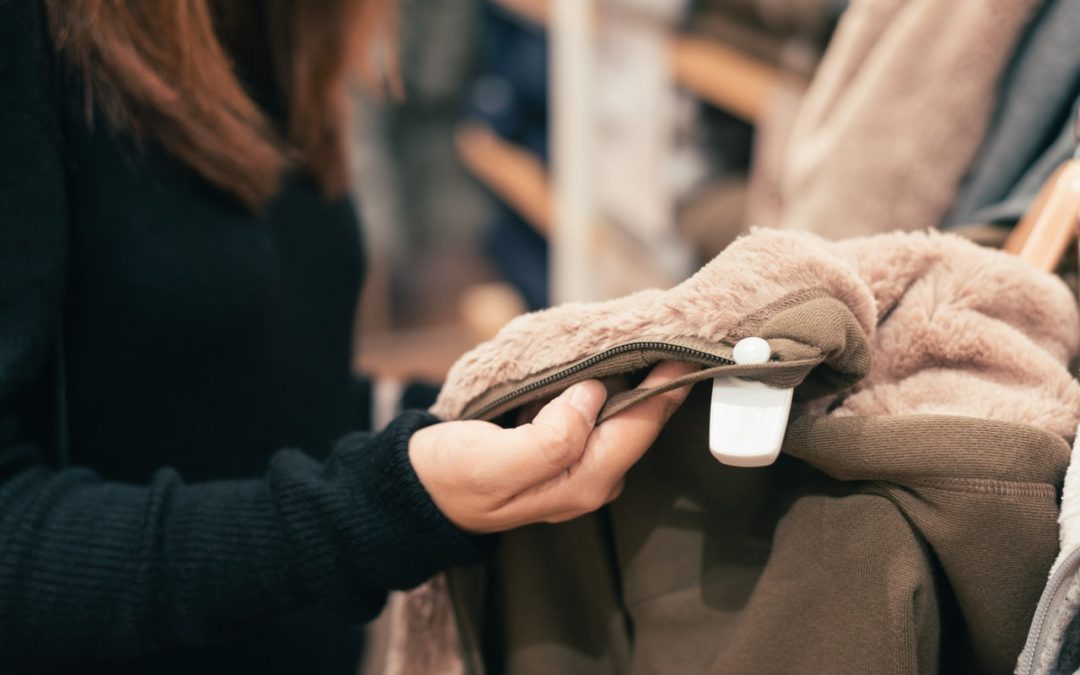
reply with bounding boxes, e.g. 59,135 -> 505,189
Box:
0,0 -> 484,666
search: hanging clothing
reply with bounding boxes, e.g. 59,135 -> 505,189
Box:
758,0 -> 1042,238
945,0 -> 1080,228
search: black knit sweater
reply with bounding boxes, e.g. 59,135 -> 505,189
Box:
0,0 -> 484,672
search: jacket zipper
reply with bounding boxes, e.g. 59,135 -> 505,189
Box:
467,340 -> 736,420
1017,547 -> 1080,675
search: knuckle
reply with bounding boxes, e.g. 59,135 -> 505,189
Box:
606,480 -> 626,503
571,492 -> 592,513
536,426 -> 578,466
462,464 -> 496,495
576,488 -> 607,513
588,492 -> 608,511
554,419 -> 581,447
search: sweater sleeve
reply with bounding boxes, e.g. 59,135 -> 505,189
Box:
0,0 -> 485,667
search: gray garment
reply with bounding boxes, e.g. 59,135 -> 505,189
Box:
1055,609 -> 1080,674
1016,429 -> 1080,675
944,0 -> 1080,228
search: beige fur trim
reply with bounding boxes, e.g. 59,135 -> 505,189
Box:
833,232 -> 1080,441
382,577 -> 464,675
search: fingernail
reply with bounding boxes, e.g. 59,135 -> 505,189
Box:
567,381 -> 605,418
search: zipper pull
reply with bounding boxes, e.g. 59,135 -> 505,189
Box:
709,337 -> 793,467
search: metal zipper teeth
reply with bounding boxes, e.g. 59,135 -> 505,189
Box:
1018,547 -> 1080,675
469,341 -> 735,420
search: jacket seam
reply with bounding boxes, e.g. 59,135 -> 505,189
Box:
880,477 -> 1057,498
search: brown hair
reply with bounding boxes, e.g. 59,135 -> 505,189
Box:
45,0 -> 394,210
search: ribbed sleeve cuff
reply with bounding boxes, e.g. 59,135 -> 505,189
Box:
268,411 -> 490,619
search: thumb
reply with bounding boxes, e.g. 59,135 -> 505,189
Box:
498,380 -> 608,492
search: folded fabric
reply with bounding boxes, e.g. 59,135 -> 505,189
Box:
383,230 -> 1080,675
944,0 -> 1080,229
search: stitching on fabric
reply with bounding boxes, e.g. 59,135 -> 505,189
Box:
888,477 -> 1057,498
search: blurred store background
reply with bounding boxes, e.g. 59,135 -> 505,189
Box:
352,0 -> 847,384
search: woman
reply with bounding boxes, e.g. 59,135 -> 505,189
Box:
0,1 -> 693,673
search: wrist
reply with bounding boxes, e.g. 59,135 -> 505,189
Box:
270,412 -> 490,619
354,413 -> 489,588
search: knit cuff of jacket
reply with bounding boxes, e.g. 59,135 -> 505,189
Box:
267,410 -> 491,620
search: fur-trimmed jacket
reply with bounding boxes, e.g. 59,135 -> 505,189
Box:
383,229 -> 1080,675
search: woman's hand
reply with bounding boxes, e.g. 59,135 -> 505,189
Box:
409,361 -> 697,533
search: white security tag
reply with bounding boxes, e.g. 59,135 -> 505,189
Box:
709,337 -> 794,468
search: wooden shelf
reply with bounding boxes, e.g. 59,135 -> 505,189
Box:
1004,159 -> 1080,273
671,35 -> 804,122
456,123 -> 553,236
